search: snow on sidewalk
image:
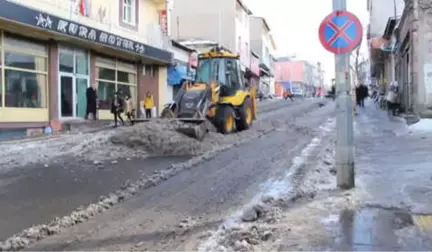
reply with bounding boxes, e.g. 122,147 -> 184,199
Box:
408,118 -> 432,134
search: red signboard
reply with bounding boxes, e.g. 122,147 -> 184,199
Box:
160,10 -> 167,34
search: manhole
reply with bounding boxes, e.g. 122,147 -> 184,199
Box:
412,215 -> 432,231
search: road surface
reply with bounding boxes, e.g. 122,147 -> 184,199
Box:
4,99 -> 333,251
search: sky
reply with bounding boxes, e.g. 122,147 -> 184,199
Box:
245,0 -> 369,85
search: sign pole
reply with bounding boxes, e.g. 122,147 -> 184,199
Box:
333,0 -> 355,189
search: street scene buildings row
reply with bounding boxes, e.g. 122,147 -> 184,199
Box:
0,0 -> 325,137
367,0 -> 432,117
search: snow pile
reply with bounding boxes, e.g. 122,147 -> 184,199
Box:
409,119 -> 432,134
110,119 -> 227,156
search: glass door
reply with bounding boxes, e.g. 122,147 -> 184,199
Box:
59,74 -> 74,118
76,78 -> 88,118
59,46 -> 89,119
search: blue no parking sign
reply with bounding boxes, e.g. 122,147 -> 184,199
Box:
318,10 -> 363,54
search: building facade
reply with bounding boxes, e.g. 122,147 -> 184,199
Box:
169,0 -> 252,71
0,0 -> 172,134
250,16 -> 276,96
274,59 -> 316,97
392,0 -> 432,116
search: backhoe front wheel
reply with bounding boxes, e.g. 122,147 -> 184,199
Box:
215,105 -> 235,134
236,97 -> 253,131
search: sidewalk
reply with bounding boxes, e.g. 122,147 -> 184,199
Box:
270,101 -> 432,251
330,103 -> 432,250
354,102 -> 432,213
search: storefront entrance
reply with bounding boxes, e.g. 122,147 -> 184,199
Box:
58,47 -> 89,119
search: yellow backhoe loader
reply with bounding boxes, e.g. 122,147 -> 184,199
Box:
161,46 -> 257,140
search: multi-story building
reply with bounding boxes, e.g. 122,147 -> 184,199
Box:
390,0 -> 432,116
274,58 -> 316,96
250,16 -> 277,96
169,0 -> 252,72
367,0 -> 403,84
0,0 -> 172,136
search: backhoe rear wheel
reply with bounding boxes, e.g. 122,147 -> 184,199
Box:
236,97 -> 253,131
215,105 -> 235,134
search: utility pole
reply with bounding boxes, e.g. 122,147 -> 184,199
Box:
390,0 -> 397,84
333,0 -> 355,189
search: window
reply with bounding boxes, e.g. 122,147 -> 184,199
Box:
195,59 -> 211,83
59,50 -> 74,73
95,57 -> 137,110
122,0 -> 136,25
0,33 -> 48,108
144,65 -> 157,77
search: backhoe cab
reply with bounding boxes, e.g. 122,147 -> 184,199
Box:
161,46 -> 257,140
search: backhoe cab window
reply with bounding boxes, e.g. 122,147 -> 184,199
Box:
224,58 -> 242,91
195,57 -> 243,93
195,59 -> 211,83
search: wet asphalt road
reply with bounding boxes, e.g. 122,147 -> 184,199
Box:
25,99 -> 335,251
0,98 -> 307,241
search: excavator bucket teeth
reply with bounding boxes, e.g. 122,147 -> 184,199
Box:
175,123 -> 207,140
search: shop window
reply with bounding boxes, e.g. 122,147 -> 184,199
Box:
95,56 -> 137,110
1,33 -> 48,109
144,65 -> 155,77
118,84 -> 136,100
59,50 -> 74,73
117,71 -> 136,83
97,81 -> 116,110
5,52 -> 46,71
97,67 -> 116,81
75,51 -> 88,75
5,70 -> 47,108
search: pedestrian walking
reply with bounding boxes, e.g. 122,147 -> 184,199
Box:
283,88 -> 294,101
355,84 -> 362,107
386,81 -> 399,116
360,83 -> 369,107
111,91 -> 125,127
125,94 -> 135,125
85,84 -> 97,120
144,91 -> 154,119
331,84 -> 336,101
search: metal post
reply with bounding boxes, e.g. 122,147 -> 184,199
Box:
390,0 -> 397,84
333,0 -> 355,189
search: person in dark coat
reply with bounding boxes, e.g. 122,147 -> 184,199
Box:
85,84 -> 97,120
111,91 -> 124,127
331,84 -> 336,100
355,85 -> 362,107
360,83 -> 369,107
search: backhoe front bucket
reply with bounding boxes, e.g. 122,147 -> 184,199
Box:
173,118 -> 208,140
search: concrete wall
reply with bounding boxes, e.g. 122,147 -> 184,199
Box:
169,0 -> 236,51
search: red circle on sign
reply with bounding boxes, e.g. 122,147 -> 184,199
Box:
318,10 -> 363,54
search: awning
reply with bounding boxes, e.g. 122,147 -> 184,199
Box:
370,37 -> 398,52
167,63 -> 193,85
